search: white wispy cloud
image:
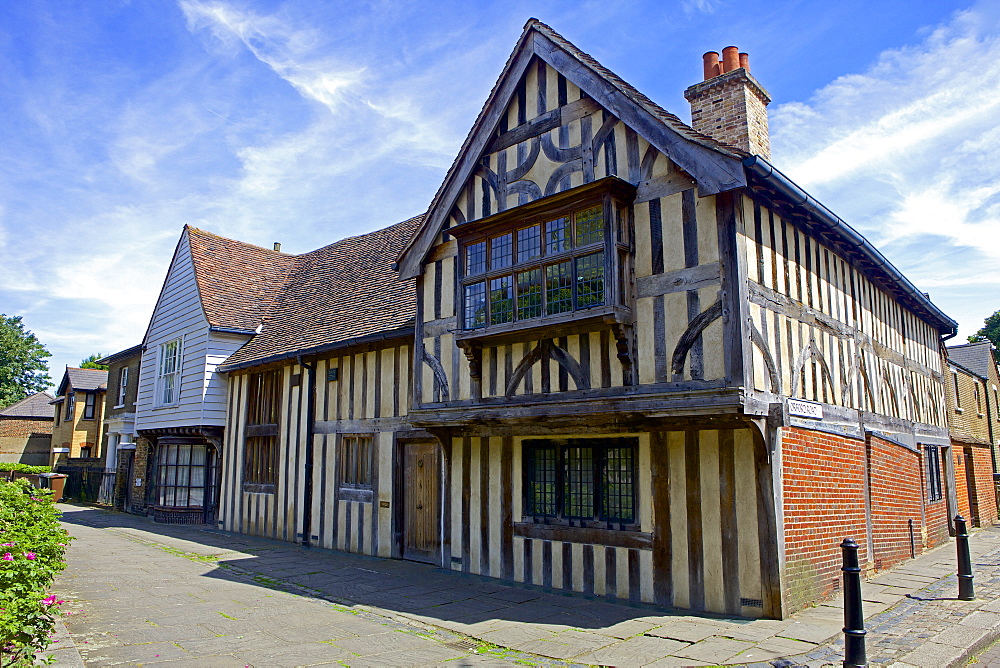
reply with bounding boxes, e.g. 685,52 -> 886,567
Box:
770,3 -> 1000,336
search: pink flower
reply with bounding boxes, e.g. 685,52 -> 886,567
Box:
1,553 -> 12,561
42,595 -> 58,606
24,552 -> 36,560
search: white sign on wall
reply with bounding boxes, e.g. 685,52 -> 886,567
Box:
788,398 -> 824,419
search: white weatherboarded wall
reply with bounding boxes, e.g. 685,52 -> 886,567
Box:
135,230 -> 250,431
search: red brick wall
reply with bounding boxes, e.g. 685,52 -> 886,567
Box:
867,435 -> 923,571
781,427 -> 869,613
971,445 -> 998,527
955,447 -> 972,522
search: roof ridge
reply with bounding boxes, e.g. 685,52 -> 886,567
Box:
299,214 -> 425,260
186,225 -> 294,256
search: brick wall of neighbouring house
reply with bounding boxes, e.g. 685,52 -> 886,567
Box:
971,444 -> 998,527
0,417 -> 53,466
922,446 -> 950,549
0,417 -> 52,439
955,446 -> 972,522
781,426 -> 869,613
867,434 -> 924,572
127,438 -> 154,514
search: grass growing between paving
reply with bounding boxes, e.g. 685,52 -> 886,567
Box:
75,524 -> 560,667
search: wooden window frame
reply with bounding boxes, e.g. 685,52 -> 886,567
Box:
521,437 -> 639,532
243,369 -> 281,493
156,338 -> 183,407
116,366 -> 129,408
450,177 -> 635,344
337,434 -> 374,502
83,392 -> 96,420
155,441 -> 209,509
65,392 -> 74,420
925,444 -> 943,503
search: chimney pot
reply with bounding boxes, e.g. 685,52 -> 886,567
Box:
684,46 -> 771,159
702,51 -> 721,80
273,242 -> 281,252
722,46 -> 740,73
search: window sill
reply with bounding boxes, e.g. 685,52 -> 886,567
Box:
955,408 -> 964,414
513,521 -> 651,549
337,487 -> 373,503
455,304 -> 630,345
152,403 -> 180,410
113,404 -> 125,409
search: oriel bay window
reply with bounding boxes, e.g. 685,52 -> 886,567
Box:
522,437 -> 638,529
454,178 -> 635,336
244,369 -> 281,493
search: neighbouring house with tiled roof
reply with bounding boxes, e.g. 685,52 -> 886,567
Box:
0,391 -> 54,466
945,341 -> 1000,526
95,345 -> 143,507
49,367 -> 108,466
130,225 -> 296,523
127,20 -> 990,619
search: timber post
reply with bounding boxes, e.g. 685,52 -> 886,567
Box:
841,537 -> 867,668
955,515 -> 975,601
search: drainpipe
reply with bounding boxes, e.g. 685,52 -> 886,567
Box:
297,356 -> 317,549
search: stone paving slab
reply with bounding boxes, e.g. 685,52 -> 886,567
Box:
48,504 -> 1000,667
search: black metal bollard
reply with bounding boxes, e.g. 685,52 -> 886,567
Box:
955,515 -> 975,601
841,538 -> 867,668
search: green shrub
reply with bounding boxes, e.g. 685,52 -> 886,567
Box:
0,479 -> 71,666
0,464 -> 52,475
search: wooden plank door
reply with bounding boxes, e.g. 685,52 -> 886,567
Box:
403,441 -> 440,563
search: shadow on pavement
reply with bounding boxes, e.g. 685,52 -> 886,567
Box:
57,504 -> 717,635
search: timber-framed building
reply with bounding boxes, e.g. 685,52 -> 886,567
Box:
151,20 -> 989,619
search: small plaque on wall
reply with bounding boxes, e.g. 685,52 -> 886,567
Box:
327,368 -> 339,382
788,398 -> 823,419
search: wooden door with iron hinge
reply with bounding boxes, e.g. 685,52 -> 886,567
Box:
403,441 -> 440,563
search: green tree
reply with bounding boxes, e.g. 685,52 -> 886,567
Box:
0,315 -> 51,409
968,309 -> 1000,362
79,353 -> 108,370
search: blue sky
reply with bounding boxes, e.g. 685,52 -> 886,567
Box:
2,0 -> 998,383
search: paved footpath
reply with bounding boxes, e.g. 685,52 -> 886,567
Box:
49,505 -> 1000,667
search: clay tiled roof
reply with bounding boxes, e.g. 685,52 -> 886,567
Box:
186,226 -> 299,332
0,392 -> 55,419
221,215 -> 422,370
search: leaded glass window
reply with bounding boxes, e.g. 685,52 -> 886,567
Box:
575,252 -> 605,309
517,225 -> 542,263
522,438 -> 637,527
545,261 -> 573,315
516,269 -> 542,320
464,282 -> 487,329
489,276 -> 513,325
459,203 -> 609,329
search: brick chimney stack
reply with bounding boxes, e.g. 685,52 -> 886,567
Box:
684,46 -> 771,159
